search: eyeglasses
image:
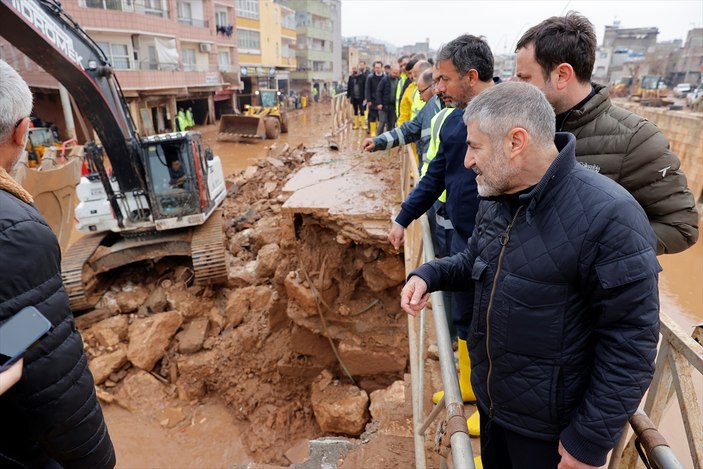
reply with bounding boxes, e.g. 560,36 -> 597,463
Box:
418,84 -> 433,94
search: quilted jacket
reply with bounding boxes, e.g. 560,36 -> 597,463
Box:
413,133 -> 661,466
563,84 -> 698,254
0,183 -> 115,468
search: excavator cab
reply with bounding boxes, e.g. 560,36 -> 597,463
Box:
142,132 -> 217,225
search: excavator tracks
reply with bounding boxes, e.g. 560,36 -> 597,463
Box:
191,208 -> 228,285
61,233 -> 105,312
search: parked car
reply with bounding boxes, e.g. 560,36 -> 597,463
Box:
673,83 -> 692,98
687,83 -> 703,108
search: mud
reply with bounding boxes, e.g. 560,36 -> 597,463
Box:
82,105 -> 419,467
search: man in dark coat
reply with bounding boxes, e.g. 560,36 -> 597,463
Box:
0,59 -> 116,469
401,82 -> 660,468
375,65 -> 399,133
364,60 -> 384,135
346,66 -> 365,129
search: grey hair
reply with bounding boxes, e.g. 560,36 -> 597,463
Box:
463,82 -> 555,148
419,69 -> 433,87
435,34 -> 494,82
0,59 -> 33,144
414,60 -> 432,74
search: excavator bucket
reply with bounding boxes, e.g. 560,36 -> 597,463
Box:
217,114 -> 266,140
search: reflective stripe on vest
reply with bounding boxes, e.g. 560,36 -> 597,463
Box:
421,107 -> 456,203
410,89 -> 425,120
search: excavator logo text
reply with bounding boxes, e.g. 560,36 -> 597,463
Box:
10,0 -> 84,69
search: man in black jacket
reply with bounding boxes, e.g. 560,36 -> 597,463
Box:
364,61 -> 384,135
346,66 -> 365,129
401,82 -> 660,469
375,65 -> 399,133
0,59 -> 116,469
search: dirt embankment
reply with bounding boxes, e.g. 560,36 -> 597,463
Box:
78,140 -> 416,466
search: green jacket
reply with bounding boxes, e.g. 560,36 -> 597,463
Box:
562,84 -> 698,254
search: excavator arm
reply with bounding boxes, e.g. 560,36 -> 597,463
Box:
0,0 -> 145,194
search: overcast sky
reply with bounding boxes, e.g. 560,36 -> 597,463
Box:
340,0 -> 703,55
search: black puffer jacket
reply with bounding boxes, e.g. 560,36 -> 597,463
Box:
564,84 -> 698,254
0,184 -> 115,468
414,133 -> 660,466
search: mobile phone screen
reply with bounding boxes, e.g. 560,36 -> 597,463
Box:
0,306 -> 52,371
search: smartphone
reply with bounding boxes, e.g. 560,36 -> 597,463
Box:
0,306 -> 52,373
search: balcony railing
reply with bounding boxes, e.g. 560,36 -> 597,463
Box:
178,17 -> 209,27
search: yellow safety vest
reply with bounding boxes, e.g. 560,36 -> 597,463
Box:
410,89 -> 425,120
395,73 -> 407,118
421,107 -> 456,203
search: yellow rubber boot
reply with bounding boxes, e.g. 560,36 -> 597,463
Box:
467,409 -> 480,437
473,455 -> 483,469
432,338 -> 476,404
370,121 -> 377,136
353,115 -> 359,129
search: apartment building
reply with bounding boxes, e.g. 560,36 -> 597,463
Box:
279,0 -> 339,97
0,0 -> 241,138
235,0 -> 297,108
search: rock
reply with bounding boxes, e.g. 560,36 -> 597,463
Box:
144,286 -> 168,313
90,314 -> 129,347
243,165 -> 258,179
362,256 -> 406,292
89,345 -> 128,385
266,155 -> 286,167
114,283 -> 150,313
369,380 -> 412,437
207,307 -> 225,336
227,260 -> 257,287
228,228 -> 252,254
249,217 -> 281,251
225,286 -> 274,328
127,311 -> 183,371
95,387 -> 114,404
176,351 -> 216,401
284,271 -> 338,316
284,438 -> 309,464
311,370 -> 369,436
263,182 -> 278,195
338,334 -> 408,376
75,308 -> 116,330
290,324 -> 334,362
159,407 -> 186,428
255,243 -> 280,278
178,317 -> 209,354
115,370 -> 169,412
166,285 -> 210,318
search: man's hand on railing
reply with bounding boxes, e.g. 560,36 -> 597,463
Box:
557,442 -> 599,469
388,222 -> 405,249
401,276 -> 429,316
362,138 -> 376,152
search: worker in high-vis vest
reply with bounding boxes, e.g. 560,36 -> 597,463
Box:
362,68 -> 439,173
394,56 -> 409,120
389,35 -> 496,444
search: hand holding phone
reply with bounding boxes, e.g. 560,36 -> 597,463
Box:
0,359 -> 23,395
0,306 -> 52,373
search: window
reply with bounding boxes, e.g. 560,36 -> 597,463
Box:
237,29 -> 260,52
85,0 -> 123,10
148,45 -> 158,69
218,51 -> 230,71
215,9 -> 228,28
236,0 -> 258,19
144,0 -> 166,17
282,11 -> 295,29
97,41 -> 131,69
181,47 -> 196,71
177,1 -> 192,24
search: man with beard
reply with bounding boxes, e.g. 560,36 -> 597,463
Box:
400,81 -> 660,469
387,35 -> 494,439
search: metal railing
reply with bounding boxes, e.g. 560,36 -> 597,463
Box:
329,92 -> 352,140
609,314 -> 701,468
400,146 -> 474,469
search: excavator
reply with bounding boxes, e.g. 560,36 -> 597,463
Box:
2,0 -> 228,311
218,89 -> 288,140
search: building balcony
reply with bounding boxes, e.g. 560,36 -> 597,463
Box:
178,17 -> 209,28
296,49 -> 332,62
298,25 -> 332,41
291,0 -> 330,19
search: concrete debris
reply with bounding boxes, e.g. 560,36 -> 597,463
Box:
310,370 -> 370,436
127,311 -> 183,371
177,317 -> 210,354
89,344 -> 128,385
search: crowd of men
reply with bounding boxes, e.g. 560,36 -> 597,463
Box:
356,11 -> 698,469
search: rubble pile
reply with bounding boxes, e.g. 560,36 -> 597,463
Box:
79,143 -> 414,465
